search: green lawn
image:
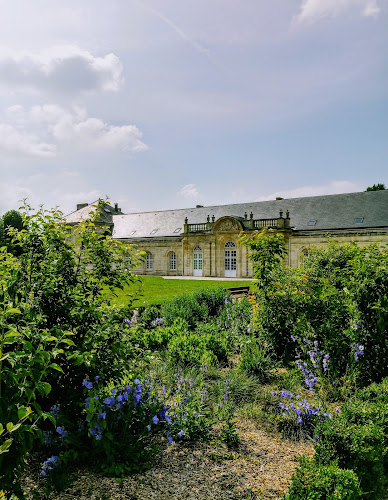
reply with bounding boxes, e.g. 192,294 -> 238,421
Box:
110,276 -> 253,307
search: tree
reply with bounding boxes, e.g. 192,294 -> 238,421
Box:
0,210 -> 24,255
365,183 -> 386,191
239,227 -> 287,293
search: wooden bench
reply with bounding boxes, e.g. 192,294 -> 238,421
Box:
224,285 -> 250,299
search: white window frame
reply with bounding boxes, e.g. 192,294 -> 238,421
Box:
169,252 -> 177,271
146,252 -> 153,271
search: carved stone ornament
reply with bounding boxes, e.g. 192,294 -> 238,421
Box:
217,219 -> 239,232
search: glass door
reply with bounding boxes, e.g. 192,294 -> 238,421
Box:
224,242 -> 236,277
193,247 -> 203,277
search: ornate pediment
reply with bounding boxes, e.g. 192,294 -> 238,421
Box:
213,217 -> 242,232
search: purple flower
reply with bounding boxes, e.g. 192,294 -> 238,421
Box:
177,429 -> 186,439
168,436 -> 173,444
94,376 -> 100,383
152,415 -> 159,425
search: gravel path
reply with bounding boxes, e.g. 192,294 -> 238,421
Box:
22,419 -> 313,500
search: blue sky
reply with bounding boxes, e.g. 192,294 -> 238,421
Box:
0,0 -> 387,215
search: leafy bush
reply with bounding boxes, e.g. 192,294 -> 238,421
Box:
285,456 -> 362,499
162,287 -> 228,329
238,339 -> 274,382
256,242 -> 388,386
314,416 -> 385,498
167,319 -> 230,366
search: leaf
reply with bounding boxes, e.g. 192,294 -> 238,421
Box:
43,412 -> 56,426
45,336 -> 58,342
4,331 -> 21,339
6,308 -> 21,315
37,382 -> 51,396
17,406 -> 31,420
9,422 -> 22,433
61,338 -> 75,346
0,354 -> 9,362
0,424 -> 3,435
6,422 -> 14,432
49,363 -> 64,373
63,331 -> 75,336
0,439 -> 13,454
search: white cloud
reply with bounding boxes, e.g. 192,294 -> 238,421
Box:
257,181 -> 364,201
0,182 -> 39,214
294,0 -> 381,24
0,123 -> 56,157
178,184 -> 200,198
0,46 -> 123,93
1,104 -> 148,156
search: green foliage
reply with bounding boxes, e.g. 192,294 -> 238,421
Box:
0,210 -> 23,255
258,241 -> 388,386
162,287 -> 229,329
239,227 -> 286,293
0,201 -> 143,494
314,409 -> 386,498
167,320 -> 217,367
285,456 -> 362,499
166,319 -> 231,367
365,183 -> 386,191
238,339 -> 274,383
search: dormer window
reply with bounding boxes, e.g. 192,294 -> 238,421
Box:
354,217 -> 364,223
308,220 -> 317,226
174,228 -> 182,233
130,230 -> 136,235
150,229 -> 158,235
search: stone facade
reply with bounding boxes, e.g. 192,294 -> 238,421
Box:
66,191 -> 388,278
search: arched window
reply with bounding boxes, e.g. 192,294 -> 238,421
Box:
169,252 -> 177,271
224,241 -> 236,277
193,246 -> 203,276
146,252 -> 153,271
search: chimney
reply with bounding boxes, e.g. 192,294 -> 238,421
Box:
276,197 -> 283,200
77,203 -> 88,211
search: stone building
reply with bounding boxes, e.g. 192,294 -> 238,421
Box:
66,190 -> 388,278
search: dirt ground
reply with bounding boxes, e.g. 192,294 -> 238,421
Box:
22,418 -> 313,500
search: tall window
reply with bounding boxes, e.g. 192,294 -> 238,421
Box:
169,252 -> 177,271
224,241 -> 237,277
146,252 -> 153,271
193,246 -> 203,276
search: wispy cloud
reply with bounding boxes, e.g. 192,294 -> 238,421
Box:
136,1 -> 210,56
177,183 -> 199,199
2,104 -> 148,157
294,0 -> 381,24
0,46 -> 123,93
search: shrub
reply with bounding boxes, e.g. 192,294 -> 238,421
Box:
314,416 -> 385,498
238,339 -> 274,382
285,456 -> 362,499
162,287 -> 228,329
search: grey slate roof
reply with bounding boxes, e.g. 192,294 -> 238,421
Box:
66,201 -> 117,225
111,190 -> 388,239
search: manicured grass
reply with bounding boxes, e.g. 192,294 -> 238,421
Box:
110,276 -> 253,307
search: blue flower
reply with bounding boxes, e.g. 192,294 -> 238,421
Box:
152,415 -> 159,425
94,376 -> 100,383
83,379 -> 93,390
56,426 -> 68,440
147,424 -> 151,431
168,436 -> 173,444
177,429 -> 186,439
41,455 -> 59,476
